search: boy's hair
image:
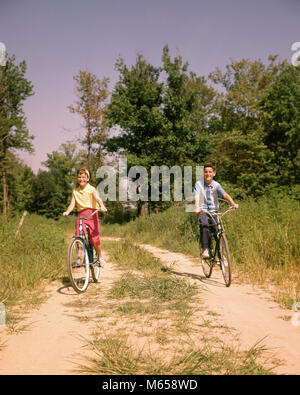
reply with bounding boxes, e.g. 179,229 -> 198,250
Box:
204,162 -> 216,172
77,167 -> 90,180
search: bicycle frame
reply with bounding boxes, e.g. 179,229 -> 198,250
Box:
198,204 -> 236,286
65,209 -> 101,293
67,209 -> 100,265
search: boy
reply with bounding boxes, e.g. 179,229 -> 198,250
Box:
194,163 -> 238,259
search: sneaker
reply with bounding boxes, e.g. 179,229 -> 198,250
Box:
99,257 -> 106,268
202,248 -> 210,259
72,258 -> 82,268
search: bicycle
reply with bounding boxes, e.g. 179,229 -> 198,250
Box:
65,209 -> 101,293
198,202 -> 236,287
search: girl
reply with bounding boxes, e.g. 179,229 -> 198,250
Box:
63,167 -> 107,266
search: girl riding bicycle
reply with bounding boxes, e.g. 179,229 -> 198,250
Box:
63,167 -> 107,266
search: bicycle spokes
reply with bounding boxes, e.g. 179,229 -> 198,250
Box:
68,238 -> 90,293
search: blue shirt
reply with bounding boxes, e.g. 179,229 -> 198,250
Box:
193,180 -> 225,212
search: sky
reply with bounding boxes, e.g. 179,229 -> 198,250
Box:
0,0 -> 299,173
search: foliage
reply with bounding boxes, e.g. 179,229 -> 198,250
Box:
261,65 -> 300,185
207,55 -> 289,197
69,70 -> 110,181
0,213 -> 68,306
0,151 -> 35,213
32,142 -> 84,218
0,54 -> 34,216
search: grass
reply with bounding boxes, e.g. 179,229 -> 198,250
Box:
75,238 -> 279,375
79,334 -> 277,375
0,213 -> 71,313
102,196 -> 300,309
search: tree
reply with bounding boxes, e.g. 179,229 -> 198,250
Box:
105,54 -> 164,164
105,47 -> 216,214
161,45 -> 215,166
261,65 -> 300,186
207,56 -> 289,197
0,151 -> 35,214
68,70 -> 110,181
0,55 -> 34,217
33,142 -> 85,218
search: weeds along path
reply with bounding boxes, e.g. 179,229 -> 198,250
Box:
0,250 -> 124,375
103,237 -> 300,375
0,236 -> 299,375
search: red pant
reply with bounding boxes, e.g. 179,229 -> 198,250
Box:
75,209 -> 100,247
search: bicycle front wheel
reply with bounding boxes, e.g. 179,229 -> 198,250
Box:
219,234 -> 232,287
67,237 -> 90,293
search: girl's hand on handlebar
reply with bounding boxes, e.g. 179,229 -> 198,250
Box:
62,212 -> 69,217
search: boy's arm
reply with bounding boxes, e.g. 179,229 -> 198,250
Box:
194,193 -> 201,214
63,194 -> 76,216
93,189 -> 107,212
223,193 -> 239,209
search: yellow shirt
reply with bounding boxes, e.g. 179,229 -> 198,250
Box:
73,183 -> 100,212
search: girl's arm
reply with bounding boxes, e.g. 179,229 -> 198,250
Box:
63,194 -> 76,216
93,189 -> 107,212
223,193 -> 239,209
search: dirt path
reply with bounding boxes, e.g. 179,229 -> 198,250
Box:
0,237 -> 299,375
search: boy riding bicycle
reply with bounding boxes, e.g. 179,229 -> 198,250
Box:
194,163 -> 238,259
63,167 -> 107,267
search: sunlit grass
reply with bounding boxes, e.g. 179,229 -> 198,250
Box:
0,214 -> 71,308
102,196 -> 300,309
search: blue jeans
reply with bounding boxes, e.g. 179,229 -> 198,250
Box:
198,213 -> 218,249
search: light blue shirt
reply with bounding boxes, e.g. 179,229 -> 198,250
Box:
193,180 -> 225,212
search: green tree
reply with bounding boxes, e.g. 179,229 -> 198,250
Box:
0,55 -> 34,217
0,151 -> 35,214
161,45 -> 215,166
33,142 -> 84,218
261,65 -> 300,186
105,54 -> 164,165
105,47 -> 216,213
207,56 -> 289,196
68,70 -> 110,181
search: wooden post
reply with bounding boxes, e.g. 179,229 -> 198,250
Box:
15,211 -> 27,238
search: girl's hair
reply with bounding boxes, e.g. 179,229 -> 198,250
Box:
77,167 -> 90,180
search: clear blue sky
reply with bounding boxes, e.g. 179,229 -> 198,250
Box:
0,0 -> 299,173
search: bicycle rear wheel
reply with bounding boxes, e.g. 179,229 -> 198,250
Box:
67,237 -> 90,293
219,234 -> 232,287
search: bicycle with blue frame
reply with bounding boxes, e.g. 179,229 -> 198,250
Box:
198,202 -> 236,287
65,209 -> 101,293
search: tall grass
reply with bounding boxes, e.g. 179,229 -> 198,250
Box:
81,240 -> 277,375
102,196 -> 300,308
0,214 -> 70,307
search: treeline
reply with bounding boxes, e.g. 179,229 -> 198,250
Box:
0,47 -> 299,219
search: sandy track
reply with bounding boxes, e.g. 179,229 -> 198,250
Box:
0,237 -> 299,375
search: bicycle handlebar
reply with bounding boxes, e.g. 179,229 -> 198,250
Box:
63,209 -> 102,220
197,206 -> 236,218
